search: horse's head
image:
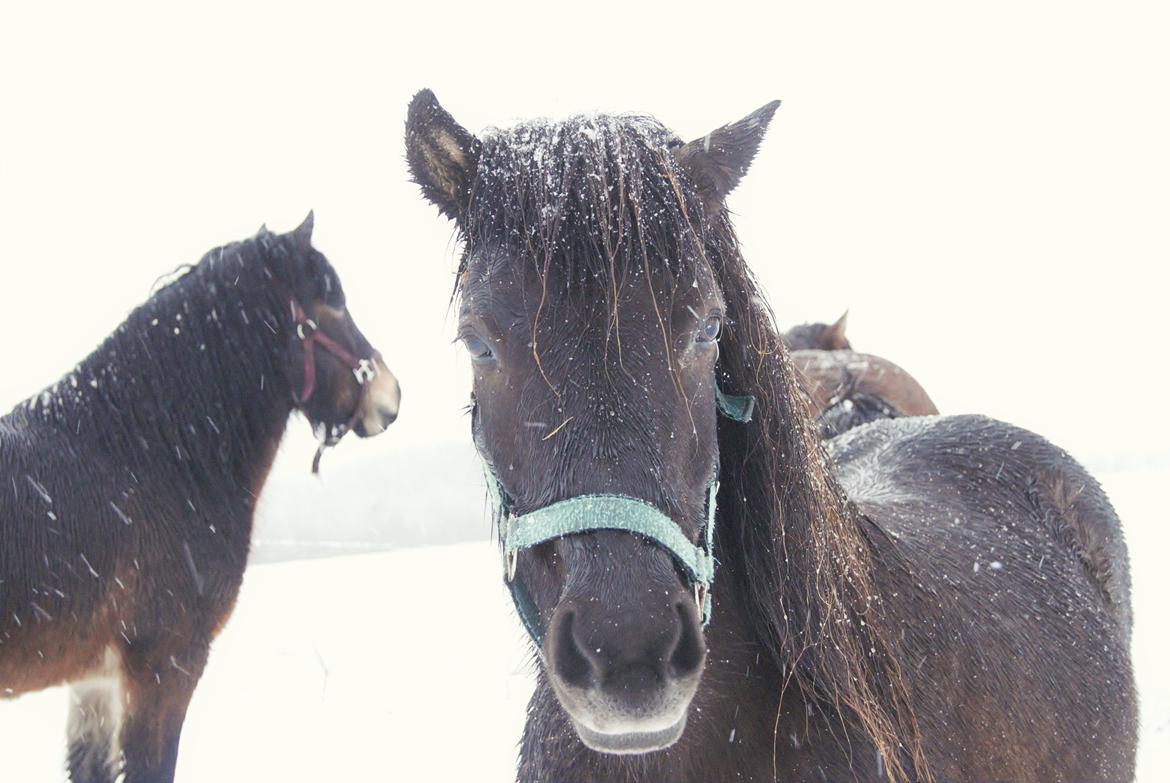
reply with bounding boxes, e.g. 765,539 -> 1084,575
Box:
407,92 -> 777,754
264,212 -> 401,446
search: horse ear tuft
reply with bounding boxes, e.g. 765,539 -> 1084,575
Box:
827,310 -> 849,349
292,210 -> 314,248
405,89 -> 481,222
674,100 -> 780,210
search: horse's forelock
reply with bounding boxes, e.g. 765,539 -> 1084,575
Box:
460,114 -> 705,290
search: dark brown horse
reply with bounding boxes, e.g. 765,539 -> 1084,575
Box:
0,214 -> 400,782
406,90 -> 1136,783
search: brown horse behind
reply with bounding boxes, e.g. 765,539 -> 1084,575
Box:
784,313 -> 937,437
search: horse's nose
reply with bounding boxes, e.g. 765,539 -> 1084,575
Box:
357,365 -> 401,437
549,597 -> 705,704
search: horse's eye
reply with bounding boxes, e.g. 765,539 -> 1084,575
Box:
697,314 -> 723,343
462,334 -> 494,362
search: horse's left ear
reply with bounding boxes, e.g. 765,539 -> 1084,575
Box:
405,89 -> 481,223
292,210 -> 314,249
674,100 -> 781,209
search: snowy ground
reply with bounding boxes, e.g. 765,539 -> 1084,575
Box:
0,541 -> 535,781
1,457 -> 1166,781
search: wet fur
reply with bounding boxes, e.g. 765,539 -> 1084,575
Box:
0,225 -> 375,782
406,91 -> 1137,782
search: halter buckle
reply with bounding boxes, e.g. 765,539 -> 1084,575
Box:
506,550 -> 518,582
694,582 -> 708,615
353,358 -> 378,384
296,319 -> 318,340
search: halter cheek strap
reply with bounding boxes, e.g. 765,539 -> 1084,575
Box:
272,280 -> 381,473
290,308 -> 378,405
483,387 -> 754,651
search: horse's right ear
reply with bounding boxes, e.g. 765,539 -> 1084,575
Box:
405,89 -> 481,222
674,100 -> 781,210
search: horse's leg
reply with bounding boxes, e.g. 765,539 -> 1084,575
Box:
66,679 -> 122,783
116,640 -> 209,783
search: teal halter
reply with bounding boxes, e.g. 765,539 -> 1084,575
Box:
481,386 -> 755,649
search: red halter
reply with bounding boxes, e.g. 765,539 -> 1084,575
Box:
286,296 -> 378,405
274,280 -> 381,472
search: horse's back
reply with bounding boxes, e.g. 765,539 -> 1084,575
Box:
831,414 -> 1131,635
829,414 -> 1136,781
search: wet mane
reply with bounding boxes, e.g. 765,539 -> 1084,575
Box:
455,116 -> 930,782
17,233 -> 295,498
464,115 -> 701,298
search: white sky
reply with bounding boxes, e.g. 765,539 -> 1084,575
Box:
2,0 -> 1168,479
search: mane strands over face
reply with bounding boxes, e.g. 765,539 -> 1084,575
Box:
479,117 -> 714,255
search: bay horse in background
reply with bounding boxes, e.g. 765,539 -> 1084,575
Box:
406,90 -> 1136,782
791,348 -> 938,438
783,311 -> 938,437
0,213 -> 400,783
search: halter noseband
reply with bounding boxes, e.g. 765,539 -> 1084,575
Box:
274,279 -> 381,473
481,386 -> 754,652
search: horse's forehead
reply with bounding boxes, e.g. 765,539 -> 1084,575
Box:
463,250 -> 718,322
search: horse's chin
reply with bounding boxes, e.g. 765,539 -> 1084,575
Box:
571,713 -> 688,755
309,418 -> 346,447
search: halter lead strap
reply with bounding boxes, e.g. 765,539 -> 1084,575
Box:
486,387 -> 754,650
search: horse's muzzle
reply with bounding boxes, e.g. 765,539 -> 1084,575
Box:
354,361 -> 401,437
545,585 -> 705,754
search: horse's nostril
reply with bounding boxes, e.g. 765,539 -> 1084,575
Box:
552,611 -> 595,689
550,597 -> 706,700
380,406 -> 398,426
669,601 -> 705,679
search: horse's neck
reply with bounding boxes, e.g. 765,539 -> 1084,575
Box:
27,269 -> 294,500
